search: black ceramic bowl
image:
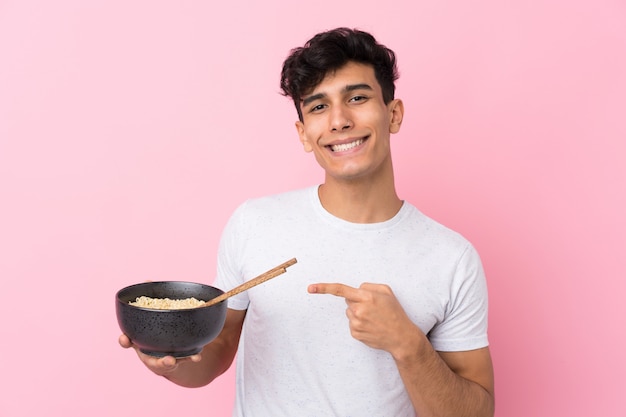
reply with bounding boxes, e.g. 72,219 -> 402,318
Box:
116,281 -> 227,358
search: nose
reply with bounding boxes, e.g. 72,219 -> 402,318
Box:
329,105 -> 353,132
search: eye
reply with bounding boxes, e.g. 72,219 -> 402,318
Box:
309,103 -> 326,113
349,95 -> 368,103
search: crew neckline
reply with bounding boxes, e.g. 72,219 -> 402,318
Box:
307,185 -> 409,231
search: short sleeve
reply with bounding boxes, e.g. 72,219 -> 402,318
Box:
428,244 -> 489,351
213,202 -> 250,311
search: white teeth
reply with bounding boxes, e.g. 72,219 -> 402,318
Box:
330,139 -> 364,152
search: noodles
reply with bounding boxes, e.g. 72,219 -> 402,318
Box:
129,296 -> 206,309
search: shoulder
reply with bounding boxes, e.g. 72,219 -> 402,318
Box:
233,187 -> 314,217
401,202 -> 473,251
224,187 -> 316,233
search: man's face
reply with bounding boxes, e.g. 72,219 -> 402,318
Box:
295,61 -> 403,183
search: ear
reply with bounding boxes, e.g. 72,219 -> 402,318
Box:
388,99 -> 404,134
295,121 -> 314,153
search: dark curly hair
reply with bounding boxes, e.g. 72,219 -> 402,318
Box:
280,27 -> 399,121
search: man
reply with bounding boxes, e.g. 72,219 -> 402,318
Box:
120,27 -> 495,417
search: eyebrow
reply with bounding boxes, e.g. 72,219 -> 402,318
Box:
301,83 -> 374,107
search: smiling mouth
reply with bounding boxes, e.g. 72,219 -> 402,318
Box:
328,138 -> 365,152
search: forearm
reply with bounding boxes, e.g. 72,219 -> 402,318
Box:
161,338 -> 236,388
393,327 -> 495,417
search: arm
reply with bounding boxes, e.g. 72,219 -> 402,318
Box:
119,308 -> 246,388
309,283 -> 494,417
394,328 -> 494,417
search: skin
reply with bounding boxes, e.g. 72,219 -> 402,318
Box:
295,62 -> 404,223
120,60 -> 494,416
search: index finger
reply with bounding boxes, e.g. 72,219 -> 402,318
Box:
308,283 -> 360,300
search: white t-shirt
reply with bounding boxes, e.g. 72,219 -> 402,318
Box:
214,186 -> 489,417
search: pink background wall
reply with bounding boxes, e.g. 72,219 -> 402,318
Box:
1,1 -> 624,416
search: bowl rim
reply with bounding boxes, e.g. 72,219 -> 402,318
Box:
116,281 -> 225,312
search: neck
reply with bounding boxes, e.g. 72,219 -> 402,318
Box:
318,167 -> 402,224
